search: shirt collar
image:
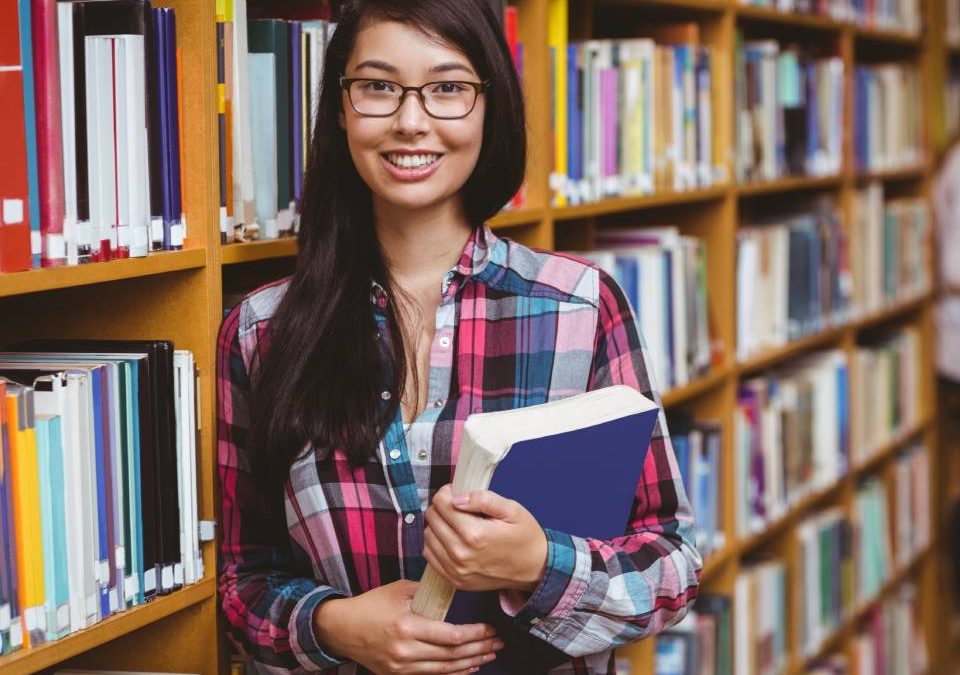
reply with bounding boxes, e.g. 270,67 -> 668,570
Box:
370,225 -> 497,305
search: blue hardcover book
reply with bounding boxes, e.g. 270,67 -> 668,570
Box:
413,386 -> 660,673
36,415 -> 69,641
613,255 -> 640,316
0,382 -> 21,653
17,0 -> 41,267
567,43 -> 581,201
89,370 -> 112,620
164,8 -> 183,243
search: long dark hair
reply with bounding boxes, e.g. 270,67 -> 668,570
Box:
249,0 -> 527,496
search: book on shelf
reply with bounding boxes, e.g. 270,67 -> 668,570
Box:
795,508 -> 854,657
572,225 -> 718,392
410,385 -> 659,673
653,594 -> 732,675
854,64 -> 923,174
736,196 -> 852,360
550,21 -> 722,207
736,350 -> 849,537
734,36 -> 844,184
851,326 -> 922,464
1,0 -> 188,272
0,340 -> 204,657
734,560 -> 788,675
892,443 -> 929,568
853,477 -> 892,602
854,584 -> 927,675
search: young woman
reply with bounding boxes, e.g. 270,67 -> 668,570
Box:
217,1 -> 702,673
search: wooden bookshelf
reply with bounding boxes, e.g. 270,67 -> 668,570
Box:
0,0 -> 950,672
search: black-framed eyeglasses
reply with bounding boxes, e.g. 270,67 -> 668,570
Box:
339,77 -> 490,120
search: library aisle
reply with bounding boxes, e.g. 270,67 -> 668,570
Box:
1,0 -> 960,673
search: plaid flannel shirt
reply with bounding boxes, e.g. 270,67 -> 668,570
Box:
217,225 -> 702,674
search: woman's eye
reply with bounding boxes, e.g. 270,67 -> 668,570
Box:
363,80 -> 395,92
432,82 -> 466,94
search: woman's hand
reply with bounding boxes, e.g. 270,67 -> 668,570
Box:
424,485 -> 548,593
314,579 -> 503,674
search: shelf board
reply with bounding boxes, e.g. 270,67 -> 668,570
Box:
661,365 -> 731,407
552,186 -> 727,221
737,478 -> 846,556
852,419 -> 929,478
0,578 -> 215,675
736,6 -> 846,32
736,174 -> 843,197
737,324 -> 847,375
487,206 -> 546,230
0,249 -> 207,299
595,0 -> 726,13
851,293 -> 930,331
854,164 -> 928,182
222,238 -> 298,265
853,25 -> 921,46
700,545 -> 735,585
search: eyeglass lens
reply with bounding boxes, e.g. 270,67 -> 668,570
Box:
348,80 -> 478,118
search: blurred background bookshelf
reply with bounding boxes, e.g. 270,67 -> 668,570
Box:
1,0 -> 958,673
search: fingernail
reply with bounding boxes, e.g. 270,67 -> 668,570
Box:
483,653 -> 497,662
453,494 -> 469,507
493,639 -> 505,650
469,668 -> 480,673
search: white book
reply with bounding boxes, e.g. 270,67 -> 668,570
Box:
174,351 -> 200,585
85,37 -> 119,259
117,35 -> 150,257
57,3 -> 79,266
231,0 -> 258,230
249,53 -> 279,239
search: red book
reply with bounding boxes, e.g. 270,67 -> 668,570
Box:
31,0 -> 66,267
0,2 -> 34,273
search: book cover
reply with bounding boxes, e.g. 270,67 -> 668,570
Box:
413,385 -> 659,673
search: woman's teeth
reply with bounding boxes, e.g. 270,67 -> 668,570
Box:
385,153 -> 440,169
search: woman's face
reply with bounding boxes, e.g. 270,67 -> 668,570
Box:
340,20 -> 486,218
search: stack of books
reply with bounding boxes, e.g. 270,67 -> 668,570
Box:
851,326 -> 922,464
574,225 -> 717,391
849,0 -> 920,33
734,560 -> 788,675
736,0 -> 850,22
892,443 -> 930,567
854,64 -> 923,174
736,197 -> 851,361
736,350 -> 850,536
1,1 -> 187,273
548,10 -> 723,206
854,585 -> 927,675
0,342 -> 203,656
795,508 -> 855,658
853,477 -> 893,602
654,595 -> 733,675
735,38 -> 844,184
850,183 -> 930,315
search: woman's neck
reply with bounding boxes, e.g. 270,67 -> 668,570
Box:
373,198 -> 473,292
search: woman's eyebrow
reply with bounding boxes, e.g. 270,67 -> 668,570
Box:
352,60 -> 475,76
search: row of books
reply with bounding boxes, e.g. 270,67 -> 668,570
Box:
946,58 -> 960,141
849,185 -> 930,316
795,508 -> 854,657
736,198 -> 850,361
654,595 -> 732,675
850,327 -> 922,465
854,64 -> 924,174
572,225 -> 716,392
854,585 -> 927,675
734,39 -> 844,184
736,350 -> 849,537
892,443 -> 930,569
736,0 -> 920,33
854,477 -> 892,602
666,410 -> 724,559
950,0 -> 960,45
0,0 -> 187,274
734,560 -> 789,675
0,341 -> 203,655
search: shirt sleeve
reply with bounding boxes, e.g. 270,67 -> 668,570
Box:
499,268 -> 702,657
217,303 -> 348,673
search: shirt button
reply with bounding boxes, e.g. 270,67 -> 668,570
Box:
417,449 -> 428,460
404,513 -> 416,525
389,448 -> 401,460
530,617 -> 540,625
438,336 -> 451,348
381,390 -> 391,400
433,399 -> 444,408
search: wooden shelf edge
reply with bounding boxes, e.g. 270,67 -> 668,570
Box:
0,578 -> 216,675
737,325 -> 846,375
854,164 -> 928,182
851,293 -> 930,331
661,365 -> 732,407
222,238 -> 298,265
852,419 -> 929,477
551,186 -> 728,221
595,0 -> 726,13
853,25 -> 921,45
0,249 -> 207,299
487,207 -> 546,230
736,174 -> 843,197
735,6 -> 846,32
